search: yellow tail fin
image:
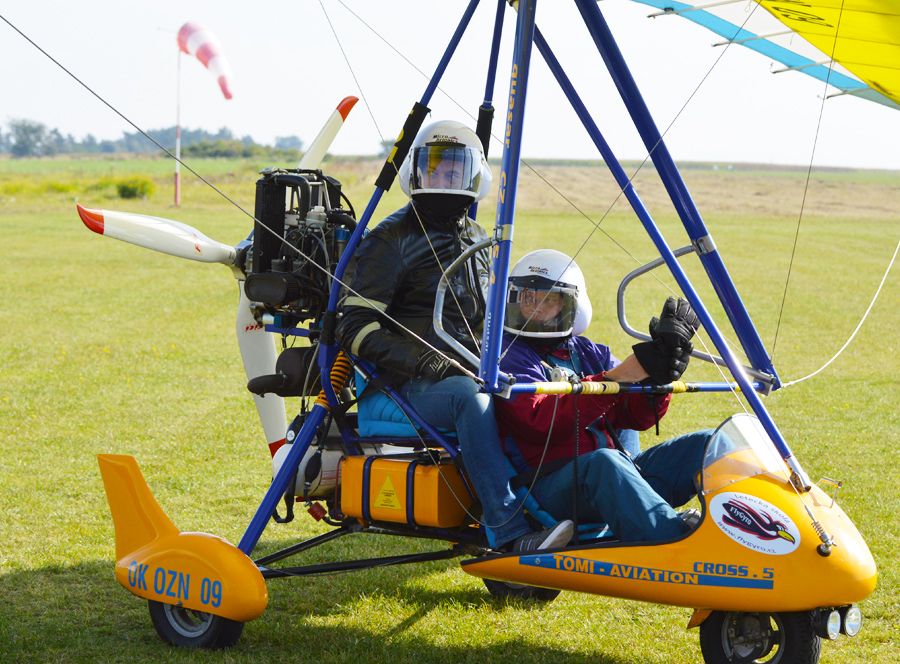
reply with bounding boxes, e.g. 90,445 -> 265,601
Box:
97,454 -> 179,560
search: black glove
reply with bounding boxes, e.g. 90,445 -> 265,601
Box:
415,349 -> 466,381
649,297 -> 700,351
634,298 -> 698,383
633,339 -> 693,384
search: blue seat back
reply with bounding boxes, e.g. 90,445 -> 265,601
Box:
355,369 -> 453,439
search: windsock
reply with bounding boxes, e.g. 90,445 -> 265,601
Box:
177,22 -> 233,99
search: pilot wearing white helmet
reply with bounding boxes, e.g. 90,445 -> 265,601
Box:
336,121 -> 575,553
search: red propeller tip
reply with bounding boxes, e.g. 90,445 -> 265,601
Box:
337,96 -> 359,121
76,204 -> 105,235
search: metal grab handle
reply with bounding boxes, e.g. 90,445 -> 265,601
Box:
432,238 -> 512,386
617,245 -> 776,389
433,238 -> 491,371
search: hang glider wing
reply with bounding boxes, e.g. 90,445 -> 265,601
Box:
756,0 -> 900,107
631,0 -> 900,111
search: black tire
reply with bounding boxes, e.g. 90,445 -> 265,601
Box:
482,577 -> 561,602
148,600 -> 244,649
699,610 -> 822,664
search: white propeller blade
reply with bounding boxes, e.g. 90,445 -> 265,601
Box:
297,96 -> 358,170
76,95 -> 359,458
235,95 -> 358,455
77,204 -> 238,265
236,284 -> 287,454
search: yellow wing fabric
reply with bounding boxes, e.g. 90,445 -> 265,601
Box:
757,0 -> 900,106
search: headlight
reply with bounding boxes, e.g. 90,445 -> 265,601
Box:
825,610 -> 841,640
813,608 -> 841,640
841,605 -> 863,637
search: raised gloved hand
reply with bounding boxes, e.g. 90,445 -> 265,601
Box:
649,296 -> 700,350
632,297 -> 699,384
415,349 -> 466,381
632,340 -> 693,384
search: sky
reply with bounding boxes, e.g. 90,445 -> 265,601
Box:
1,0 -> 899,169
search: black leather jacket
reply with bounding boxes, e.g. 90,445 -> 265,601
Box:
336,202 -> 491,383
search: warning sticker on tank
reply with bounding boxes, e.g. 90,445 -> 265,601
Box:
373,475 -> 403,510
710,492 -> 800,555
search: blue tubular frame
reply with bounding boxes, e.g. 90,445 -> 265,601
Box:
239,0 -> 816,556
469,0 -> 507,221
318,0 -> 483,411
238,0 -> 484,556
509,382 -> 763,394
483,0 -> 507,105
238,405 -> 328,554
481,0 -> 538,391
533,29 -> 767,390
571,0 -> 807,480
572,0 -> 778,386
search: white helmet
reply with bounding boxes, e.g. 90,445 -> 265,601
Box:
398,120 -> 492,203
504,250 -> 593,338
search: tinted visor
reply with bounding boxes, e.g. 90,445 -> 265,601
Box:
411,144 -> 482,197
505,276 -> 578,338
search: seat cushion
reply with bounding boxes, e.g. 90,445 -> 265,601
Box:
355,369 -> 453,438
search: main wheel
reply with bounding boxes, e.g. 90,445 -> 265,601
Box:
482,578 -> 561,602
699,610 -> 822,664
148,600 -> 244,649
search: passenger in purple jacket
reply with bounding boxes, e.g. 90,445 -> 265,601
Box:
489,250 -> 711,543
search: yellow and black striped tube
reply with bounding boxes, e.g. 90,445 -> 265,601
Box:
315,352 -> 354,410
530,381 -> 699,395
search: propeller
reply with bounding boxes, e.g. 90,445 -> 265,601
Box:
76,96 -> 359,457
76,205 -> 238,265
298,96 -> 358,170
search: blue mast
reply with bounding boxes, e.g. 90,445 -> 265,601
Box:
480,0 -> 538,391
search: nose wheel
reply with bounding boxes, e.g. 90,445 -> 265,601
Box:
148,600 -> 244,649
699,610 -> 821,664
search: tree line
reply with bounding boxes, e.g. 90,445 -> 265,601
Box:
0,119 -> 304,158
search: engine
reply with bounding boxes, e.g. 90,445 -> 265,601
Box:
243,167 -> 356,329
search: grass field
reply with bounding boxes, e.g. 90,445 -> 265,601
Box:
1,156 -> 898,663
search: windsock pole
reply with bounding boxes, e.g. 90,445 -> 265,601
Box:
174,49 -> 182,206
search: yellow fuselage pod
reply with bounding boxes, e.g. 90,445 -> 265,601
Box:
461,473 -> 876,612
97,455 -> 268,622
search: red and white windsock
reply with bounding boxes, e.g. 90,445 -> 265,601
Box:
177,22 -> 233,99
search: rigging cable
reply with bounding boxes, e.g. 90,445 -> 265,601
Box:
763,0 -> 895,388
322,2 -> 645,528
781,235 -> 899,388
0,14 -> 257,228
770,0 -> 846,363
0,12 -> 479,383
0,0 -> 748,401
321,0 -> 485,353
495,0 -> 767,378
330,0 -> 761,399
334,0 -> 647,275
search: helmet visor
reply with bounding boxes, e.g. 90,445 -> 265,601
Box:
505,276 -> 578,338
411,144 -> 482,197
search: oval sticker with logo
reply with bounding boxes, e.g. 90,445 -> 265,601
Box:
710,492 -> 801,555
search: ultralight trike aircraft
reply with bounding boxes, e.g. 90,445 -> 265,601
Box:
80,1 -> 894,662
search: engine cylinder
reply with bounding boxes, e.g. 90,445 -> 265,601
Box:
272,444 -> 343,498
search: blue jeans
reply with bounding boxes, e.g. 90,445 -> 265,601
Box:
532,430 -> 711,543
401,376 -> 533,548
617,428 -> 641,456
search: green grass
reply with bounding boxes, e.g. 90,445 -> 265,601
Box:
1,157 -> 898,663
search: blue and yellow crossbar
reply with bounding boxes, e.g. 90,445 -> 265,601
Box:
509,381 -> 759,395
